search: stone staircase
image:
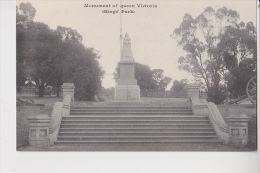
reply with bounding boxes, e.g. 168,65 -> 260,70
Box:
55,105 -> 221,145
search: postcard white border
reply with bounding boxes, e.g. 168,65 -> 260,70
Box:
0,0 -> 259,173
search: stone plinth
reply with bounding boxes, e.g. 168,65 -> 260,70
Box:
117,62 -> 137,85
227,114 -> 250,147
27,114 -> 51,148
186,84 -> 200,99
62,83 -> 75,101
114,85 -> 140,100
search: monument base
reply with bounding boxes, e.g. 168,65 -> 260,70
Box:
114,85 -> 140,100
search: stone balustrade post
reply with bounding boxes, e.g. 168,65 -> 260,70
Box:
186,84 -> 200,99
227,114 -> 250,147
62,83 -> 75,101
186,83 -> 208,116
27,114 -> 51,148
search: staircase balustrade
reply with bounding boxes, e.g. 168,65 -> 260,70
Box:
186,83 -> 249,146
49,83 -> 75,145
49,102 -> 63,145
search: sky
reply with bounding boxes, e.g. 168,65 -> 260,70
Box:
17,0 -> 257,89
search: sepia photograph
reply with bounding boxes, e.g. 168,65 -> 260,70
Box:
1,0 -> 259,172
14,0 -> 258,152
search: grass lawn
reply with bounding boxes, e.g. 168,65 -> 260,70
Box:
217,104 -> 257,151
17,97 -> 257,151
16,96 -> 61,149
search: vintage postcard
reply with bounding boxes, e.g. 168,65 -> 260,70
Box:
1,0 -> 259,172
15,0 -> 257,152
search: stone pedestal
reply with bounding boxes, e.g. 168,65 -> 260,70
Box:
114,85 -> 140,100
27,114 -> 51,148
186,84 -> 200,99
114,33 -> 140,101
227,114 -> 250,147
62,83 -> 75,101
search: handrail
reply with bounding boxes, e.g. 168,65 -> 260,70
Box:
189,97 -> 229,144
49,102 -> 63,145
206,102 -> 229,133
63,94 -> 72,116
49,94 -> 72,145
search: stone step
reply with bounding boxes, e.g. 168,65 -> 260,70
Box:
57,136 -> 219,142
60,124 -> 213,129
60,120 -> 211,125
72,106 -> 190,110
70,112 -> 193,115
55,139 -> 222,145
58,132 -> 216,137
71,108 -> 191,111
55,103 -> 220,147
71,107 -> 190,111
62,116 -> 208,121
59,128 -> 215,133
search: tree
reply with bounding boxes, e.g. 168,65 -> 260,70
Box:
114,63 -> 172,91
225,59 -> 256,98
16,2 -> 35,27
135,63 -> 157,90
64,45 -> 104,101
51,26 -> 85,97
171,6 -> 256,104
16,3 -> 36,92
16,3 -> 104,100
152,69 -> 172,91
170,79 -> 188,98
55,27 -> 104,100
17,3 -> 59,96
158,77 -> 172,91
218,22 -> 256,97
151,69 -> 164,86
29,23 -> 62,97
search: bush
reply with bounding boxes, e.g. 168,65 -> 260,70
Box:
207,87 -> 226,104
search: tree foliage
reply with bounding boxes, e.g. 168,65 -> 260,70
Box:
171,6 -> 256,104
134,63 -> 158,90
114,62 -> 172,91
170,79 -> 188,98
16,3 -> 104,100
218,22 -> 256,97
151,69 -> 172,91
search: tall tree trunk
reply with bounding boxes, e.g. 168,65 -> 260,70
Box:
38,84 -> 45,97
56,85 -> 60,97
